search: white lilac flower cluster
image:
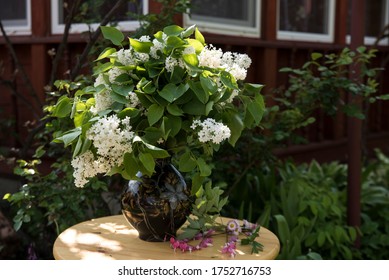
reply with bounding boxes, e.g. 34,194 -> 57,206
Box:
90,75 -> 113,114
198,45 -> 252,81
71,115 -> 134,187
191,118 -> 231,144
91,37 -> 251,116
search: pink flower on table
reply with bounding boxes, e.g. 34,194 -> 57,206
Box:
170,237 -> 181,251
179,242 -> 190,252
243,219 -> 257,230
199,237 -> 213,248
228,235 -> 238,243
226,219 -> 241,235
221,241 -> 237,258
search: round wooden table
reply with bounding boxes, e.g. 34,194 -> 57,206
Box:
53,215 -> 280,260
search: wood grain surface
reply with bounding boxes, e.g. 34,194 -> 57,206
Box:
53,215 -> 280,260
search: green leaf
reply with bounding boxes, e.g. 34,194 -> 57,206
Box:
247,94 -> 265,125
14,220 -> 22,231
306,252 -> 323,260
3,193 -> 11,201
52,96 -> 72,118
118,107 -> 140,118
196,158 -> 212,177
159,84 -> 176,103
170,66 -> 186,84
100,26 -> 124,46
144,144 -> 170,158
166,36 -> 186,50
182,98 -> 205,115
195,27 -> 205,45
80,138 -> 92,154
111,91 -> 128,104
167,104 -> 184,116
147,104 -> 164,126
357,46 -> 367,53
189,81 -> 208,104
182,24 -> 196,38
274,215 -> 290,245
162,116 -> 182,137
112,84 -> 134,96
205,101 -> 214,116
177,228 -> 200,240
113,73 -> 132,84
33,145 -> 46,158
318,232 -> 326,247
187,38 -> 204,54
54,128 -> 82,146
220,71 -> 238,89
244,83 -> 264,95
124,153 -> 139,178
159,83 -> 189,103
182,53 -> 199,68
139,152 -> 155,175
191,173 -> 205,195
93,62 -> 113,75
143,127 -> 163,143
163,25 -> 184,36
226,112 -> 244,146
311,52 -> 323,61
95,47 -> 116,61
200,74 -> 217,95
377,94 -> 389,100
178,151 -> 197,172
72,136 -> 83,158
129,38 -> 153,53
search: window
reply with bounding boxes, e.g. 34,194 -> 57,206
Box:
51,0 -> 148,34
277,0 -> 335,43
183,0 -> 261,38
0,0 -> 31,35
347,0 -> 389,45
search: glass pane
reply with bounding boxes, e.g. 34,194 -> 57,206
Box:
190,0 -> 256,28
279,0 -> 330,34
0,0 -> 27,26
348,0 -> 387,37
58,0 -> 143,24
365,1 -> 386,37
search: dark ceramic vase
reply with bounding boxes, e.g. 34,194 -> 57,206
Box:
121,160 -> 192,242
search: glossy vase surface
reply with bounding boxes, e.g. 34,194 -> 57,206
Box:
121,161 -> 191,242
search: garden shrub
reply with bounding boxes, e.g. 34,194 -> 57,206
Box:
1,0 -> 191,259
214,46 -> 389,259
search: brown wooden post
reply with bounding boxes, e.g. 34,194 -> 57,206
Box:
348,0 -> 365,248
331,0 -> 348,140
261,0 -> 278,97
30,0 -> 50,105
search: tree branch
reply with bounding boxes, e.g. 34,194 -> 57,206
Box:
0,78 -> 41,120
70,0 -> 127,80
49,0 -> 82,88
0,20 -> 43,112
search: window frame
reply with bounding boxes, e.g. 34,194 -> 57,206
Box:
0,0 -> 31,36
276,0 -> 336,43
346,0 -> 389,45
183,0 -> 261,38
50,0 -> 148,35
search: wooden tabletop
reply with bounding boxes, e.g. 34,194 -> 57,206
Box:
53,215 -> 280,260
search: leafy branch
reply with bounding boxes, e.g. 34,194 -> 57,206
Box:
178,181 -> 228,240
240,226 -> 264,254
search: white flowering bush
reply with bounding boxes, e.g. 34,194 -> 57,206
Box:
51,25 -> 265,193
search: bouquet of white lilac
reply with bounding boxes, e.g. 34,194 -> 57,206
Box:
51,24 -> 265,195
